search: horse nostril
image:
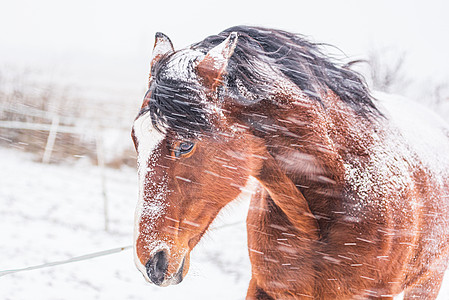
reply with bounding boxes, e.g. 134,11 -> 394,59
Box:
146,250 -> 168,286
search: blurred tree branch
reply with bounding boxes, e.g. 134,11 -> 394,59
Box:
348,47 -> 449,117
367,48 -> 412,93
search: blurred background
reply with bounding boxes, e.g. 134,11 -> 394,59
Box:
1,0 -> 448,166
1,0 -> 448,299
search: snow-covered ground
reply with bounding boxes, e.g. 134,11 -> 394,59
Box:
1,147 -> 449,299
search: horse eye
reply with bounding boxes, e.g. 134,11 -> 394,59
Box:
175,141 -> 194,157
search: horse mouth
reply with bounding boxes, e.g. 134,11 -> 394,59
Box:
170,256 -> 186,285
153,254 -> 186,287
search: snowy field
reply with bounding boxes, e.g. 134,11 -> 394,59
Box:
1,147 -> 449,299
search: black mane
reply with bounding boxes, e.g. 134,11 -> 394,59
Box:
147,26 -> 379,135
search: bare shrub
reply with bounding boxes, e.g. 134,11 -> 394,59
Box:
348,47 -> 412,94
367,49 -> 412,94
349,48 -> 449,120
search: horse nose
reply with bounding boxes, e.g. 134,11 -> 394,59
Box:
146,250 -> 168,285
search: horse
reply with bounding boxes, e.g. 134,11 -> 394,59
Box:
131,26 -> 449,299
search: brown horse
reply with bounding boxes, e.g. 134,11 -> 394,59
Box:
131,26 -> 449,299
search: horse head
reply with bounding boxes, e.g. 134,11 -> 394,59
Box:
132,31 -> 273,286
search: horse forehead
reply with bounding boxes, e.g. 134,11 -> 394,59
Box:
161,49 -> 204,82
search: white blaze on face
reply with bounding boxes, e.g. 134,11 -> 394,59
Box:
132,111 -> 166,280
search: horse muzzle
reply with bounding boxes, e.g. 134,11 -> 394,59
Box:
145,249 -> 186,286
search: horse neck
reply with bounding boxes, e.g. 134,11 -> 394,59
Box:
246,90 -> 376,226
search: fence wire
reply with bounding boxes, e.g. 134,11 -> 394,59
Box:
0,245 -> 132,277
0,221 -> 244,278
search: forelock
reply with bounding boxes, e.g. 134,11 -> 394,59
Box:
147,49 -> 216,137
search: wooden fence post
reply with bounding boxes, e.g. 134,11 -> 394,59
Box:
96,127 -> 109,232
42,115 -> 59,164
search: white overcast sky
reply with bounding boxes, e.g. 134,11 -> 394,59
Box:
1,0 -> 448,102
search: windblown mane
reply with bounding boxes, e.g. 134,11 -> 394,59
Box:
146,26 -> 379,135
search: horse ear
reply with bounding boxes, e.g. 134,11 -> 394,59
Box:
196,32 -> 238,90
149,32 -> 174,78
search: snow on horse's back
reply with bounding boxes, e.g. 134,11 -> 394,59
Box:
378,91 -> 449,180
